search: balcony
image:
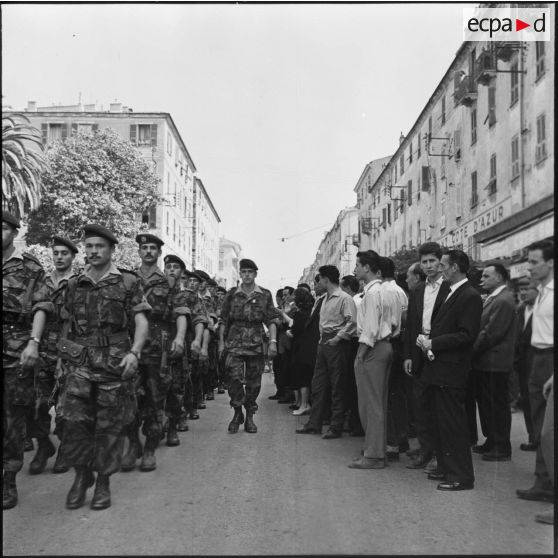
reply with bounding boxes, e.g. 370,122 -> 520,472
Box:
454,75 -> 478,107
495,41 -> 520,63
475,50 -> 497,86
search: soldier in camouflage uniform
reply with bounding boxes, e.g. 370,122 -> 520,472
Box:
215,285 -> 228,393
3,211 -> 54,510
219,258 -> 280,434
57,224 -> 150,510
120,235 -> 189,471
164,261 -> 207,441
27,236 -> 78,476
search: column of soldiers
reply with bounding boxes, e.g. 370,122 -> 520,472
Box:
2,212 -> 232,511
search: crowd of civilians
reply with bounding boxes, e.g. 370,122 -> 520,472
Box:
269,240 -> 554,525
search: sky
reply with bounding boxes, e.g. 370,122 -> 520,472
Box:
2,3 -> 467,294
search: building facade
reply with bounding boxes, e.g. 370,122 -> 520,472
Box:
15,101 -> 221,273
356,35 -> 553,278
299,206 -> 359,285
217,236 -> 243,289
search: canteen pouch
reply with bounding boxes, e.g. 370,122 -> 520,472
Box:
56,338 -> 87,366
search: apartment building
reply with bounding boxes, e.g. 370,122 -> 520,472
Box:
217,236 -> 243,289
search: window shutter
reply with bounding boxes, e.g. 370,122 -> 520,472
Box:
71,123 -> 78,136
41,123 -> 48,144
61,123 -> 69,141
407,180 -> 412,206
92,124 -> 99,133
421,166 -> 431,191
130,124 -> 137,144
382,207 -> 387,227
150,124 -> 158,147
454,129 -> 462,160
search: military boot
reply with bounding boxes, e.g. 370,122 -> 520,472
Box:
52,448 -> 70,474
227,407 -> 245,434
140,436 -> 159,472
66,467 -> 95,509
3,471 -> 18,510
90,474 -> 111,510
120,427 -> 143,472
244,410 -> 258,433
177,415 -> 189,432
166,419 -> 180,446
29,437 -> 56,475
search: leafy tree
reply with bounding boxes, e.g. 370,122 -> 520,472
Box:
2,113 -> 46,217
26,128 -> 160,269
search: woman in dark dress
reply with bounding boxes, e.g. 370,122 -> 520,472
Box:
287,288 -> 316,415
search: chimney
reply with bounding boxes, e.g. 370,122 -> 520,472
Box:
109,102 -> 123,113
27,101 -> 37,112
399,132 -> 405,145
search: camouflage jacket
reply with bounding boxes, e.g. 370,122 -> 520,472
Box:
221,284 -> 281,355
59,263 -> 151,378
199,289 -> 218,323
3,247 -> 54,361
136,266 -> 191,355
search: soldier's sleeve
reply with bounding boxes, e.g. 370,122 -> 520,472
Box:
171,290 -> 191,318
263,290 -> 281,328
31,266 -> 55,316
189,296 -> 209,327
130,277 -> 152,316
219,291 -> 233,330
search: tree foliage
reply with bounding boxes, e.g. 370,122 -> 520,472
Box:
2,113 -> 46,217
26,129 -> 160,265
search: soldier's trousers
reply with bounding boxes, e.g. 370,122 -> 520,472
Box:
3,357 -> 35,473
166,358 -> 189,419
26,366 -> 56,441
226,353 -> 265,412
132,356 -> 172,440
191,357 -> 207,407
205,338 -> 219,393
59,367 -> 135,475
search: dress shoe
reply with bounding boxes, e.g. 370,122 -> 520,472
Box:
90,474 -> 111,510
189,411 -> 200,420
406,448 -> 420,458
268,393 -> 281,400
177,416 -> 189,432
516,487 -> 554,503
244,412 -> 258,434
24,437 -> 34,452
2,471 -> 18,510
424,457 -> 438,474
535,510 -> 554,525
482,451 -> 511,462
296,425 -> 319,434
427,472 -> 446,480
29,438 -> 56,475
520,442 -> 538,452
66,467 -> 95,509
348,457 -> 385,469
292,406 -> 311,416
205,392 -> 214,401
289,404 -> 299,410
166,419 -> 180,446
52,449 -> 70,474
472,442 -> 491,454
437,481 -> 474,491
406,454 -> 432,469
228,408 -> 245,434
322,430 -> 341,439
386,451 -> 399,462
197,403 -> 207,410
349,429 -> 365,437
217,387 -> 226,394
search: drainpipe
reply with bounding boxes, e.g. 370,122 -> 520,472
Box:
518,41 -> 526,209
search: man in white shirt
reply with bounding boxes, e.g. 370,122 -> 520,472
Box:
348,250 -> 393,469
517,240 -> 554,504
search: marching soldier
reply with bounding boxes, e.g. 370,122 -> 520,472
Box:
3,211 -> 54,510
57,224 -> 150,510
198,273 -> 219,400
27,236 -> 79,476
219,259 -> 280,434
163,259 -> 206,443
215,285 -> 228,393
120,235 -> 189,471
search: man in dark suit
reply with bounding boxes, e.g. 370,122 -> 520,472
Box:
471,263 -> 518,461
403,243 -> 450,469
417,249 -> 482,491
514,277 -> 538,451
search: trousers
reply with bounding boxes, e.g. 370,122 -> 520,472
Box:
226,353 -> 266,412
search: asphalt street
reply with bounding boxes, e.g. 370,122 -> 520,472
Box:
3,372 -> 554,555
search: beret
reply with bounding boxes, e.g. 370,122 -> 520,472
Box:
207,278 -> 217,287
163,254 -> 186,270
216,286 -> 227,294
83,224 -> 118,245
136,233 -> 164,247
194,269 -> 211,282
517,276 -> 536,286
52,235 -> 79,254
185,270 -> 202,281
239,258 -> 258,271
2,210 -> 20,229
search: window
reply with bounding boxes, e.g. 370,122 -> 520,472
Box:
440,199 -> 446,229
417,129 -> 421,157
428,116 -> 432,141
394,201 -> 398,221
409,142 -> 413,164
130,124 -> 157,146
471,108 -> 477,145
409,223 -> 413,246
167,132 -> 173,156
489,154 -> 497,194
394,164 -> 397,183
47,123 -> 68,142
488,84 -> 496,126
441,96 -> 446,125
407,180 -> 412,206
510,60 -> 519,106
387,204 -> 392,225
536,42 -> 545,80
471,171 -> 478,207
417,172 -> 421,201
399,155 -> 404,176
456,181 -> 463,218
454,129 -> 462,162
511,135 -> 520,179
165,210 -> 169,235
536,113 -> 547,163
138,124 -> 152,145
417,219 -> 421,246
